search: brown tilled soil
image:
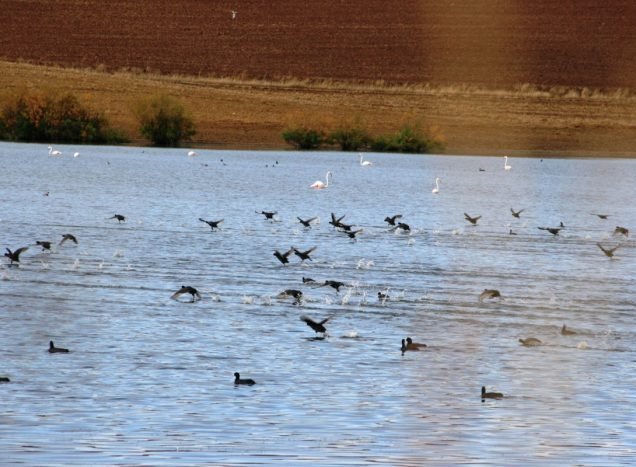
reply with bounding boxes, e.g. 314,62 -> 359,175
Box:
2,1 -> 636,155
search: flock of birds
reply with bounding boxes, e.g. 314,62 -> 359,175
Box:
2,151 -> 631,399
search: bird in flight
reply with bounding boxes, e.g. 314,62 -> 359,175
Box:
273,248 -> 294,264
464,213 -> 481,225
4,247 -> 28,264
511,208 -> 525,218
597,243 -> 619,258
171,285 -> 201,301
59,234 -> 78,246
478,289 -> 501,302
301,315 -> 330,337
199,218 -> 224,230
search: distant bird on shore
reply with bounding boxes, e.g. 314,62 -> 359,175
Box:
273,248 -> 294,264
48,145 -> 62,157
110,214 -> 126,223
479,289 -> 501,302
199,218 -> 224,230
297,216 -> 318,228
293,246 -> 317,262
504,156 -> 512,171
234,372 -> 255,385
59,234 -> 78,246
464,213 -> 481,225
257,210 -> 277,220
614,226 -> 629,237
481,386 -> 504,400
384,214 -> 402,226
4,247 -> 28,264
511,208 -> 524,218
538,226 -> 561,236
231,10 -> 237,20
432,177 -> 440,194
310,171 -> 332,189
48,341 -> 69,353
36,241 -> 52,251
597,243 -> 619,258
171,285 -> 201,301
301,315 -> 330,336
359,153 -> 373,166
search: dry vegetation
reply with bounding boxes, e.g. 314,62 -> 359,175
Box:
1,0 -> 636,155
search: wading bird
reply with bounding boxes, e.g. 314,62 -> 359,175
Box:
48,145 -> 62,156
432,177 -> 440,194
359,153 -> 373,166
504,156 -> 512,171
310,171 -> 332,189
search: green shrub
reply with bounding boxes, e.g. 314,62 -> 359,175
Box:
328,126 -> 372,151
282,127 -> 326,150
0,90 -> 128,144
134,95 -> 196,147
370,124 -> 445,154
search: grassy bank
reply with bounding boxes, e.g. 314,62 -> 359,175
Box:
1,60 -> 635,156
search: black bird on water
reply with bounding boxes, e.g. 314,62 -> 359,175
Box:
318,280 -> 345,292
273,248 -> 294,264
110,214 -> 126,223
391,222 -> 410,232
278,289 -> 304,304
36,241 -> 52,251
199,218 -> 224,230
293,246 -> 317,262
297,216 -> 318,228
302,277 -> 317,284
4,247 -> 28,264
479,289 -> 501,302
301,315 -> 330,336
464,213 -> 481,225
48,341 -> 69,353
384,214 -> 403,226
481,386 -> 504,400
171,285 -> 201,301
511,208 -> 525,218
59,234 -> 78,246
538,226 -> 562,236
343,228 -> 363,239
0,377 -> 9,383
234,372 -> 256,385
257,210 -> 277,220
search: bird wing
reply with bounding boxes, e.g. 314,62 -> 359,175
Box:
14,247 -> 29,257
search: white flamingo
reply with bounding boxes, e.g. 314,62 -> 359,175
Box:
187,150 -> 198,157
504,156 -> 512,171
310,171 -> 332,189
432,177 -> 440,194
359,153 -> 373,167
48,145 -> 62,157
73,152 -> 80,158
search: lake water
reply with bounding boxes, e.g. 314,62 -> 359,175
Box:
1,142 -> 635,466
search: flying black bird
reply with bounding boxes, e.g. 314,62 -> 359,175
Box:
36,241 -> 52,251
278,289 -> 303,301
171,285 -> 201,301
297,216 -> 318,228
593,213 -> 609,219
538,226 -> 562,236
199,218 -> 224,230
273,248 -> 295,264
110,214 -> 126,223
257,210 -> 277,220
234,372 -> 256,385
464,213 -> 481,225
4,247 -> 28,264
301,315 -> 330,336
59,234 -> 78,246
293,246 -> 317,262
48,341 -> 69,353
329,213 -> 347,229
511,208 -> 525,218
343,228 -> 363,239
390,222 -> 410,232
384,214 -> 403,226
478,289 -> 501,302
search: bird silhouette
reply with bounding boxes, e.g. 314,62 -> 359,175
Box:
614,226 -> 629,237
538,226 -> 562,236
171,285 -> 201,301
4,247 -> 28,264
479,289 -> 501,302
257,210 -> 277,220
199,218 -> 224,230
297,216 -> 318,228
273,248 -> 295,264
302,277 -> 317,284
343,228 -> 363,239
481,386 -> 503,400
36,241 -> 52,251
59,234 -> 78,245
329,213 -> 348,229
593,213 -> 609,219
234,372 -> 256,385
48,341 -> 69,353
511,208 -> 525,218
110,214 -> 126,223
597,243 -> 619,258
519,337 -> 542,346
384,214 -> 403,226
293,246 -> 317,262
406,337 -> 427,349
277,289 -> 303,304
561,324 -> 577,336
301,315 -> 330,336
318,280 -> 345,292
464,213 -> 481,225
390,222 -> 410,232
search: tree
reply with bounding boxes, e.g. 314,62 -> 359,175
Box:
134,95 -> 196,146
